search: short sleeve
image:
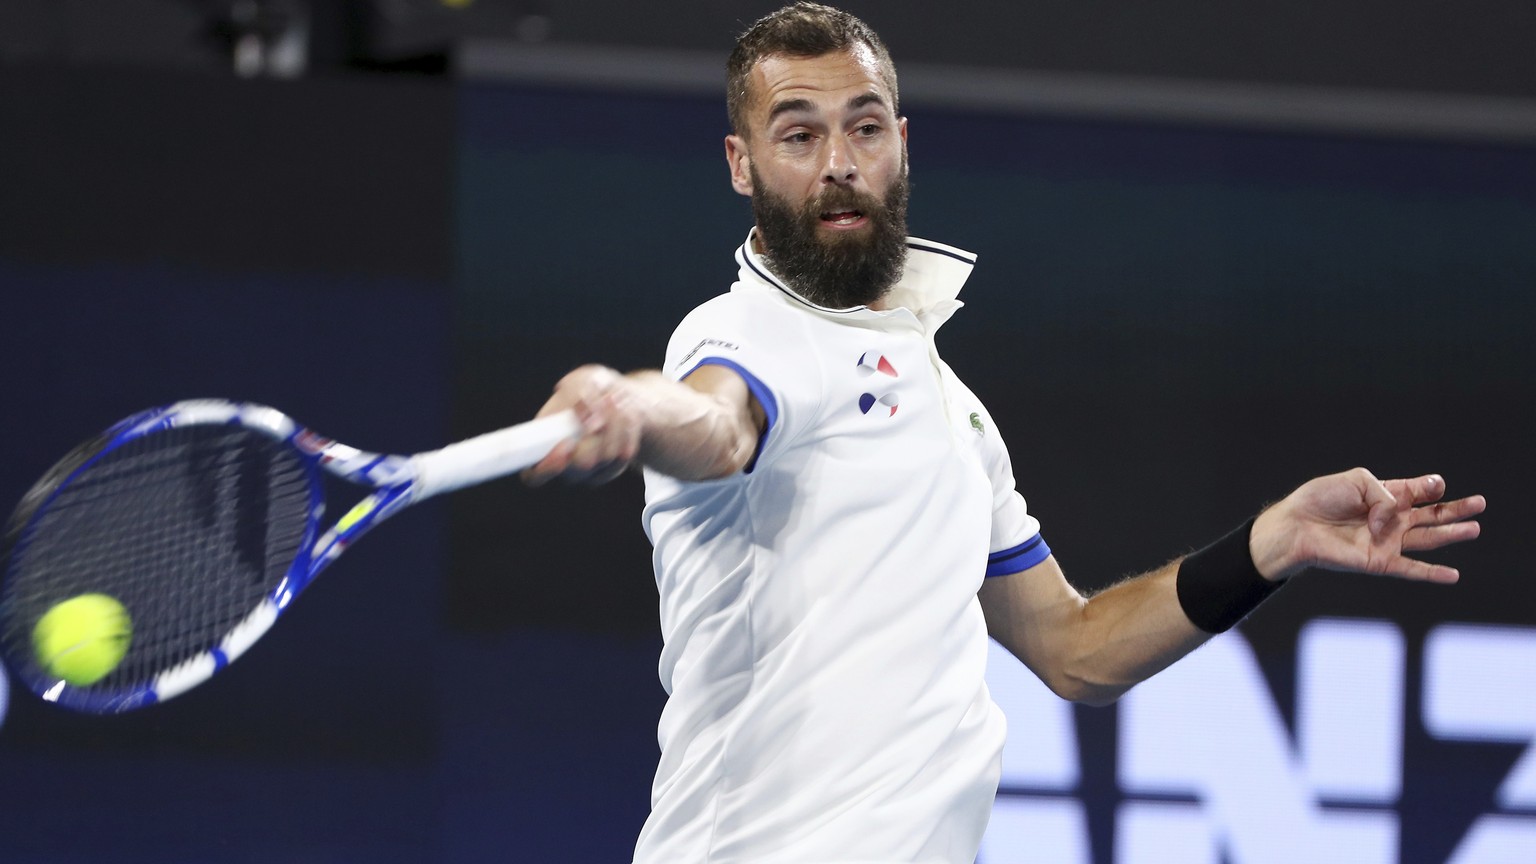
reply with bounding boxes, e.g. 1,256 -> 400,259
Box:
969,400 -> 1050,578
986,492 -> 1050,577
660,293 -> 818,473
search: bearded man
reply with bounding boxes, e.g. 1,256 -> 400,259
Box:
524,5 -> 1485,863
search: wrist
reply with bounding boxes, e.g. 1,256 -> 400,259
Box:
1249,502 -> 1306,582
1176,517 -> 1288,634
619,369 -> 664,436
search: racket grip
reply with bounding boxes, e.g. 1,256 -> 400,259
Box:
412,410 -> 581,500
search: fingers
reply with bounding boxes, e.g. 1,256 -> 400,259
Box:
569,384 -> 643,464
1352,468 -> 1399,537
1383,556 -> 1462,585
1384,473 -> 1449,507
522,438 -> 578,487
1384,473 -> 1486,550
1409,493 -> 1487,527
1372,477 -> 1482,582
524,425 -> 638,486
1285,469 -> 1484,585
1375,476 -> 1483,577
1402,519 -> 1482,552
1378,475 -> 1486,537
1400,492 -> 1485,551
523,366 -> 643,487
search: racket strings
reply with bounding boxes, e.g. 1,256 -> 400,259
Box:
0,425 -> 313,691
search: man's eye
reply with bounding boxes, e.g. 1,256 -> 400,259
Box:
856,124 -> 881,136
785,132 -> 813,144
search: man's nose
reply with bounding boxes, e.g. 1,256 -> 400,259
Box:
822,137 -> 857,185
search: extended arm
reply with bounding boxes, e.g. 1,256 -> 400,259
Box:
981,469 -> 1485,706
980,554 -> 1197,706
523,363 -> 766,485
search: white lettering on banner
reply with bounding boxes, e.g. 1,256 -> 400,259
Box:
1114,800 -> 1218,864
978,641 -> 1088,862
982,797 -> 1091,864
977,620 -> 1536,864
1118,626 -> 1398,863
986,640 -> 1080,789
1298,619 -> 1404,802
1424,624 -> 1536,863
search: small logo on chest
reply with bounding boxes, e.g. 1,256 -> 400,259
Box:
855,352 -> 900,417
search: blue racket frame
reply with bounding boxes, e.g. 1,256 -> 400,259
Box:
2,400 -> 426,712
3,398 -> 578,713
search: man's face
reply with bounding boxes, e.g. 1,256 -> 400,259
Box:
725,47 -> 910,309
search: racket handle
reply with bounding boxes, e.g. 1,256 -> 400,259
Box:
412,410 -> 581,500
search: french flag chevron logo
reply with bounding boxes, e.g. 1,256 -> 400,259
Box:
859,392 -> 899,416
855,352 -> 898,377
856,351 -> 900,416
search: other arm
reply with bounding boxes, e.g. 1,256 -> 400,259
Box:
981,469 -> 1485,706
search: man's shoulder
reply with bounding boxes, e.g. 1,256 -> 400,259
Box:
663,285 -> 816,377
678,282 -> 799,329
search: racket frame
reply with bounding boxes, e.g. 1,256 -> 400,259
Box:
1,398 -> 576,712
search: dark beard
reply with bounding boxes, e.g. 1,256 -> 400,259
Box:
750,168 -> 910,309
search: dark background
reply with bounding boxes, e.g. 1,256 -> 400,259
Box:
0,2 -> 1532,862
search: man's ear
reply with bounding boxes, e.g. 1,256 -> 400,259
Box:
725,134 -> 754,197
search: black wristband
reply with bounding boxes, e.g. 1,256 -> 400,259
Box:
1176,517 -> 1285,634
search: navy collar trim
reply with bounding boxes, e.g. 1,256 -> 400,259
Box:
742,239 -> 974,314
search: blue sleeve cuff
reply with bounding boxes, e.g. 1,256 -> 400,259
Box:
985,534 -> 1051,578
681,356 -> 778,474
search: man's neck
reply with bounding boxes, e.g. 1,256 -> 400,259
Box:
749,227 -> 891,311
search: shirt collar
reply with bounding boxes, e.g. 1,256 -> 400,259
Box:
733,229 -> 976,331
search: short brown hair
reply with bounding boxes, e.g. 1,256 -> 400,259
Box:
726,3 -> 899,136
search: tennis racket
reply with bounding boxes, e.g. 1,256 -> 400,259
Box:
0,399 -> 579,713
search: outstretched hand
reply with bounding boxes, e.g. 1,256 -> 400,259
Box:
522,365 -> 644,487
521,362 -> 761,487
1250,468 -> 1486,583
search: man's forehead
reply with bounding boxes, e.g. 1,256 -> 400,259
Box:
748,45 -> 891,115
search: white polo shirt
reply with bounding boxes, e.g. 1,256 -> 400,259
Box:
636,232 -> 1050,864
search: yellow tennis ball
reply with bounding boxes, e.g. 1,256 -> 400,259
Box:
32,593 -> 132,687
